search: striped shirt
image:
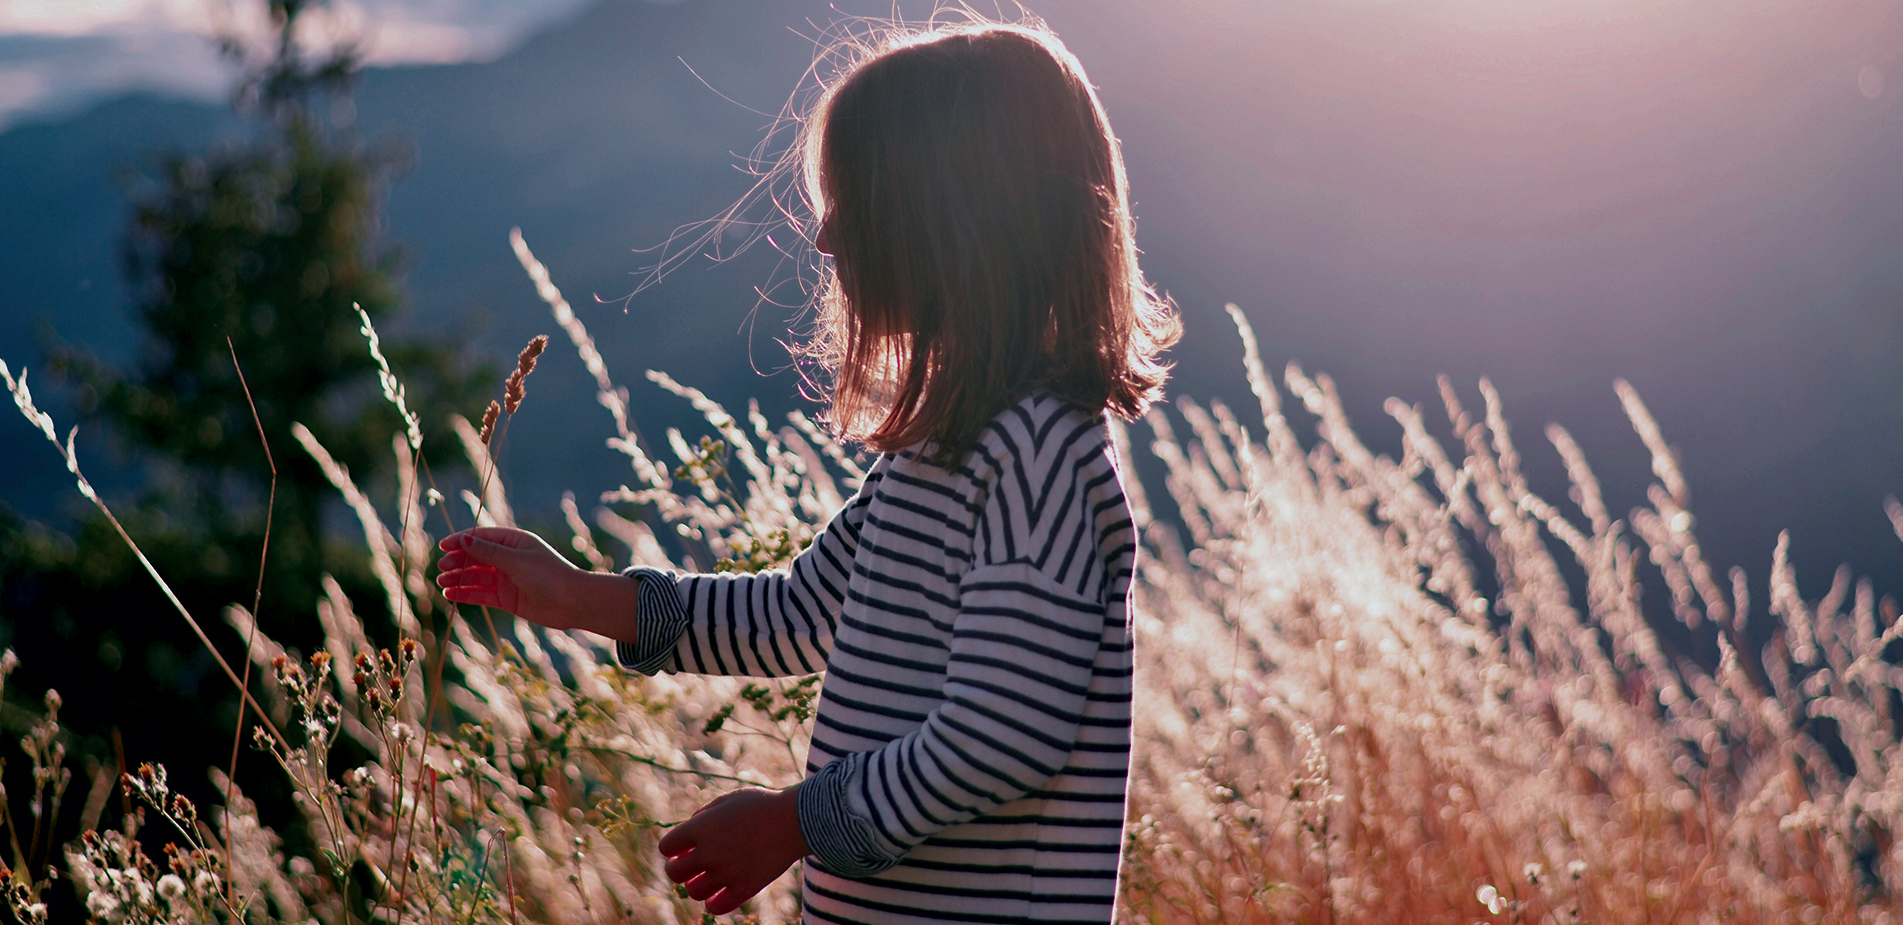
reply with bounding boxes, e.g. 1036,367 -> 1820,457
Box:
619,392 -> 1136,924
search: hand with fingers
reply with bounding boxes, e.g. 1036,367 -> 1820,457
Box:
659,786 -> 809,916
435,527 -> 639,640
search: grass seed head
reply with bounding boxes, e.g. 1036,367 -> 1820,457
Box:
504,334 -> 549,414
479,400 -> 501,445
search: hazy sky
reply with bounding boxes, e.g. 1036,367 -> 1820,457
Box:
1,0 -> 1899,593
0,0 -> 598,127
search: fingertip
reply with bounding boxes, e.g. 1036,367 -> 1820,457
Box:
703,890 -> 740,916
658,830 -> 691,856
684,875 -> 720,903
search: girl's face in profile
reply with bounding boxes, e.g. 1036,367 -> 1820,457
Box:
815,210 -> 840,258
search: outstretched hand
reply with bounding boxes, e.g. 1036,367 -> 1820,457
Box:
435,527 -> 636,637
659,786 -> 809,916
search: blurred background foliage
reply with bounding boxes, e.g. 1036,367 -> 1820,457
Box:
0,0 -> 493,842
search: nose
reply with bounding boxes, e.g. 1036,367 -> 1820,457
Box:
815,215 -> 837,257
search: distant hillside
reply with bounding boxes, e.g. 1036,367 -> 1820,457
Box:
3,0 -> 1902,594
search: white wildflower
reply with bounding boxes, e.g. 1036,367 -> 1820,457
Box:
157,874 -> 186,902
85,891 -> 119,918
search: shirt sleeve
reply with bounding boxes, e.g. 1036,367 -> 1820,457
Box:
797,413 -> 1119,876
615,458 -> 887,678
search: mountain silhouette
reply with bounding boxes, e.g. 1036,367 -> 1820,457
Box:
3,0 -> 1901,598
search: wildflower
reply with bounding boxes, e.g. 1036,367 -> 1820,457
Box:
479,400 -> 501,445
129,762 -> 167,799
157,874 -> 186,902
1477,884 -> 1505,914
504,334 -> 549,414
169,794 -> 196,826
1567,860 -> 1586,880
84,892 -> 118,918
1524,862 -> 1544,884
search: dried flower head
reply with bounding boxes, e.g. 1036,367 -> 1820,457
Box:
478,400 -> 501,446
169,794 -> 196,825
504,334 -> 549,414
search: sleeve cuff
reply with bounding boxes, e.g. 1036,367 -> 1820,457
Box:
796,756 -> 904,878
614,567 -> 689,675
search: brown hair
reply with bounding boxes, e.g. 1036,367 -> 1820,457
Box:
796,18 -> 1180,463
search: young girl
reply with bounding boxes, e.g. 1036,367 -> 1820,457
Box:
436,17 -> 1178,924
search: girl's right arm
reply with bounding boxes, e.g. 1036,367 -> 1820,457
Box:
435,528 -> 640,639
436,458 -> 885,679
620,459 -> 886,677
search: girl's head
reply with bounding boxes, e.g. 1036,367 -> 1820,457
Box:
798,17 -> 1180,460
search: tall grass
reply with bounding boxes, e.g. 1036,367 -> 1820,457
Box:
1121,307 -> 1902,924
4,247 -> 1899,922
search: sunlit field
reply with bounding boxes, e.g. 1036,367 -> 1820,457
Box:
4,235 -> 1899,923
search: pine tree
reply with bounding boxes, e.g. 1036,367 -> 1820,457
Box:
0,0 -> 492,848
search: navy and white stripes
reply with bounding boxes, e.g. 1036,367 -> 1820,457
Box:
622,393 -> 1136,925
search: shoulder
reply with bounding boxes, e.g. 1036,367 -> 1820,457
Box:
965,392 -> 1113,486
957,393 -> 1129,565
